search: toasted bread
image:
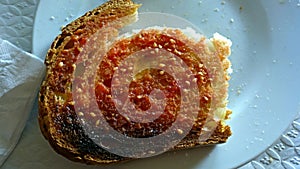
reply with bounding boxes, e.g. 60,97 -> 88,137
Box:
38,0 -> 232,164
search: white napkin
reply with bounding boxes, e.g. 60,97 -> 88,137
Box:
0,38 -> 45,166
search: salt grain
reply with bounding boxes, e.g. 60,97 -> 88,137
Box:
96,120 -> 100,126
58,62 -> 64,67
90,112 -> 96,117
214,8 -> 220,12
177,129 -> 184,134
159,63 -> 166,67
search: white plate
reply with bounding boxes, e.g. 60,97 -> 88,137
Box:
31,0 -> 300,168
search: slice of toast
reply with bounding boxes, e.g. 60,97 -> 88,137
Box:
38,0 -> 232,164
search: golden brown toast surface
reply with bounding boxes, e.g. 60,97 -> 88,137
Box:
38,0 -> 232,164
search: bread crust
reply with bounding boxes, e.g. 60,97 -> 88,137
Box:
38,0 -> 232,164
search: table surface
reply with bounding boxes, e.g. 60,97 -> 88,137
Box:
0,0 -> 300,169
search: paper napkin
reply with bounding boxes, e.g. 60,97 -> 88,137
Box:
0,38 -> 45,166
